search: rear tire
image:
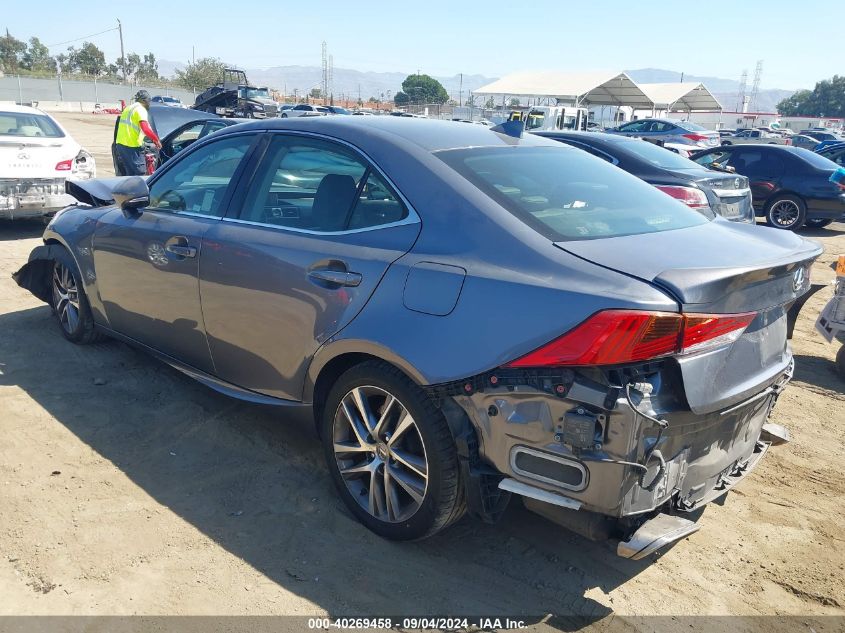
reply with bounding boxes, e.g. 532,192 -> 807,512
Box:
50,248 -> 104,344
765,194 -> 806,230
804,218 -> 833,229
321,360 -> 465,540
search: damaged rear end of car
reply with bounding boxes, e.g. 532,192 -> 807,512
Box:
432,143 -> 823,558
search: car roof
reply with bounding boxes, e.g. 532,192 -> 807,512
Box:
535,131 -> 644,145
0,103 -> 51,115
215,116 -> 559,153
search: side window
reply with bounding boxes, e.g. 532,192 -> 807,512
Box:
240,135 -> 407,232
651,122 -> 672,132
201,120 -> 228,138
728,150 -> 762,174
148,134 -> 252,217
693,149 -> 731,167
169,122 -> 205,153
294,105 -> 309,111
564,141 -> 615,163
348,171 -> 409,229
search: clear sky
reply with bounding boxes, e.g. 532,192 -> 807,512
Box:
2,0 -> 833,89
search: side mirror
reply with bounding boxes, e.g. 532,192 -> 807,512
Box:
112,176 -> 150,214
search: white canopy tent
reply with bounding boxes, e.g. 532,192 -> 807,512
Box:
638,82 -> 722,112
473,71 -> 654,107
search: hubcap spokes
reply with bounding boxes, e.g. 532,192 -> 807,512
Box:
333,386 -> 428,523
52,263 -> 80,333
772,201 -> 798,227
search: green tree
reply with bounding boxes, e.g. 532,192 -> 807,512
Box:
508,97 -> 520,107
393,91 -> 410,105
21,37 -> 55,72
175,57 -> 226,90
484,97 -> 495,109
55,52 -> 71,74
777,76 -> 845,117
118,52 -> 141,79
400,73 -> 448,104
74,41 -> 107,76
0,29 -> 26,73
309,87 -> 323,99
136,52 -> 159,82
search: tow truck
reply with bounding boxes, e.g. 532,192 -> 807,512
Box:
193,68 -> 278,119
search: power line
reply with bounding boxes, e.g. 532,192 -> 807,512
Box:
47,26 -> 119,49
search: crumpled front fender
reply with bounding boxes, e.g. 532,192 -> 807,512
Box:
11,244 -> 67,304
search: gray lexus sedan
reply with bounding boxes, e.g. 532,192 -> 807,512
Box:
14,117 -> 822,559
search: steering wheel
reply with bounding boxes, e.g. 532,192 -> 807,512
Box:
160,189 -> 186,211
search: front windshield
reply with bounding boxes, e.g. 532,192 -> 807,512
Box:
437,146 -> 710,241
241,88 -> 270,99
0,111 -> 64,138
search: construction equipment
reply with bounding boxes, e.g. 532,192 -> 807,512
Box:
193,68 -> 278,119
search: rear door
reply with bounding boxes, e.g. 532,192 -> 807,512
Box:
92,132 -> 257,373
728,148 -> 784,208
199,132 -> 420,400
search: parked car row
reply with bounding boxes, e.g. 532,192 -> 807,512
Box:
13,116 -> 825,558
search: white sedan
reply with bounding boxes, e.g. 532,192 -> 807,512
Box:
0,104 -> 96,220
280,104 -> 329,118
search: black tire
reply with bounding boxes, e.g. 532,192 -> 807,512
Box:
836,345 -> 845,381
321,360 -> 465,540
50,248 -> 104,344
281,113 -> 288,118
804,218 -> 833,229
765,194 -> 806,230
721,140 -> 732,145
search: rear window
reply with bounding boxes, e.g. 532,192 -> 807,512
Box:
0,111 -> 64,138
675,120 -> 707,131
617,139 -> 701,169
437,146 -> 710,241
792,147 -> 841,170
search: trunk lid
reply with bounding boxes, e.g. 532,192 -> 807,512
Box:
555,221 -> 823,413
0,138 -> 79,178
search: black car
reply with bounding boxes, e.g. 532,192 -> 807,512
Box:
534,131 -> 754,223
690,145 -> 845,230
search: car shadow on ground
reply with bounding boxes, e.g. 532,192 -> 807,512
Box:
793,354 -> 844,393
0,219 -> 46,242
0,305 -> 669,625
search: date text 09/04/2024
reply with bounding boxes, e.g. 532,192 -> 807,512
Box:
308,617 -> 528,630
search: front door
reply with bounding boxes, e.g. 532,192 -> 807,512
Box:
92,133 -> 256,373
199,133 -> 420,400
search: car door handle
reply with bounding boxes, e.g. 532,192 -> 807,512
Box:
166,245 -> 197,258
307,269 -> 362,287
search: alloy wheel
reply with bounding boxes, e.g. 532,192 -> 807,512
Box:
332,386 -> 429,523
769,200 -> 800,227
52,262 -> 80,334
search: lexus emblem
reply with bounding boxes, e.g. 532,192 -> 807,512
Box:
792,267 -> 805,293
734,177 -> 742,188
17,151 -> 30,160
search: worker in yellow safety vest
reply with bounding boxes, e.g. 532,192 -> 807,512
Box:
114,90 -> 162,176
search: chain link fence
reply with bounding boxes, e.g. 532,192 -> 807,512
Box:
0,74 -> 197,108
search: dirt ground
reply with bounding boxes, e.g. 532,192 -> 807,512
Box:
1,112 -> 843,628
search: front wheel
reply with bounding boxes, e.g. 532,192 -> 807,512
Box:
51,249 -> 104,344
321,361 -> 465,540
804,218 -> 833,229
281,113 -> 288,118
765,195 -> 806,230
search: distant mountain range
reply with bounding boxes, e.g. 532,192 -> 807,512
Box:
158,60 -> 794,112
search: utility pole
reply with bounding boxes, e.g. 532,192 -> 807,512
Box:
459,73 -> 463,108
321,41 -> 328,102
117,19 -> 126,84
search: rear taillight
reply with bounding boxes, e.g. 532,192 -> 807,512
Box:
55,159 -> 72,171
654,185 -> 709,208
682,133 -> 709,142
784,139 -> 792,146
504,310 -> 757,368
